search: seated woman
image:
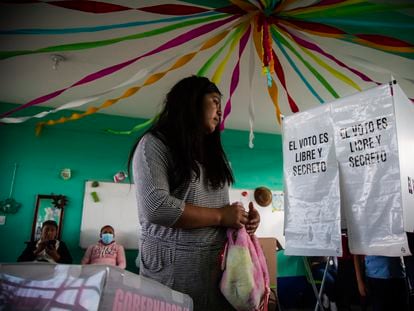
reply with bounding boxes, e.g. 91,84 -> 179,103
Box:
81,225 -> 126,269
17,220 -> 72,264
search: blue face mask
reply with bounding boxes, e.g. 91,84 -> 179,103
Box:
101,233 -> 114,244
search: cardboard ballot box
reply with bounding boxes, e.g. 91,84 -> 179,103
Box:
0,263 -> 193,311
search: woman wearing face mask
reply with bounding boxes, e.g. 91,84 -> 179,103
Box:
81,225 -> 126,269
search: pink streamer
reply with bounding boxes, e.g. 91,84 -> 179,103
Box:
1,15 -> 239,119
220,25 -> 251,130
276,23 -> 381,85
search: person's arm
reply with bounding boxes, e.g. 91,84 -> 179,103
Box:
173,202 -> 248,229
116,245 -> 127,269
81,245 -> 93,265
353,255 -> 367,297
55,241 -> 73,264
134,134 -> 247,229
17,242 -> 37,262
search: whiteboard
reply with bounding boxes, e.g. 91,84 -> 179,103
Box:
80,181 -> 140,250
80,181 -> 285,249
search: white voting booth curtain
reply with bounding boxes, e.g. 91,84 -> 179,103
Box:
332,84 -> 409,256
283,82 -> 410,257
283,105 -> 342,256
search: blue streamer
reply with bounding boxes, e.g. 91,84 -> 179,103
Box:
272,33 -> 324,103
0,11 -> 218,35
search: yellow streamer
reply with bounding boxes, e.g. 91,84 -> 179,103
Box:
35,28 -> 232,135
268,78 -> 282,124
230,0 -> 258,12
278,28 -> 361,91
277,20 -> 344,39
274,0 -> 302,14
282,0 -> 364,16
212,22 -> 248,84
353,38 -> 414,54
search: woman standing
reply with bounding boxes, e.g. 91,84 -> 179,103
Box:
130,76 -> 260,310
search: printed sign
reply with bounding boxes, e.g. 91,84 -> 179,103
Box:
283,104 -> 342,256
332,84 -> 409,255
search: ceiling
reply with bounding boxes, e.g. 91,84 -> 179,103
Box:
0,0 -> 413,134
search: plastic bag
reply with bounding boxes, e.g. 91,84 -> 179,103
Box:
220,227 -> 270,311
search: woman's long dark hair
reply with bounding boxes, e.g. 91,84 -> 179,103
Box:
128,75 -> 234,190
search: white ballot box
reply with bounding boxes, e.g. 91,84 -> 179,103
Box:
0,263 -> 193,311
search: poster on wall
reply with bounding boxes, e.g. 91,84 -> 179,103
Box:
332,84 -> 410,256
282,105 -> 342,256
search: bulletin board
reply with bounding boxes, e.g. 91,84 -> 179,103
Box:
80,181 -> 140,250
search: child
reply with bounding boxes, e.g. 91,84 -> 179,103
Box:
81,225 -> 126,269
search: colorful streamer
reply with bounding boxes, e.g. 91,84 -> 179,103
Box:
0,14 -> 239,119
220,24 -> 251,129
1,0 -> 413,136
0,13 -> 229,60
36,26 -> 233,134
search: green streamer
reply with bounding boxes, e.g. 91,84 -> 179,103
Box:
105,117 -> 155,135
197,25 -> 241,76
0,14 -> 228,60
282,2 -> 414,20
180,0 -> 231,9
271,27 -> 339,99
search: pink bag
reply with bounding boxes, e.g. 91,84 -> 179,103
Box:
220,227 -> 270,311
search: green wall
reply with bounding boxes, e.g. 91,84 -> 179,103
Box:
0,103 -> 283,272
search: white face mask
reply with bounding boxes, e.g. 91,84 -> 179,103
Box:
101,233 -> 114,244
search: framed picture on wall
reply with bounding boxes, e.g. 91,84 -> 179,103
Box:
31,195 -> 66,241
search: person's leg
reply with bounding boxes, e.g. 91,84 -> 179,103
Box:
367,277 -> 388,311
386,277 -> 408,311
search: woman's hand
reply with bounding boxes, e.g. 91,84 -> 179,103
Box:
220,202 -> 248,229
46,246 -> 61,262
246,202 -> 260,235
34,241 -> 47,255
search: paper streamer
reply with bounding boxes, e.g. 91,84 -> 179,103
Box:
276,22 -> 380,85
0,11 -> 219,35
273,34 -> 324,103
35,27 -> 233,134
0,14 -> 239,119
271,49 -> 299,113
0,68 -> 148,124
0,13 -> 228,60
272,27 -> 340,99
248,35 -> 256,149
212,23 -> 246,84
220,24 -> 251,129
277,27 -> 361,91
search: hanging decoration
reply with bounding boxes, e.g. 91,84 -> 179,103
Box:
52,195 -> 68,209
0,0 -> 413,137
113,171 -> 128,183
0,163 -> 22,214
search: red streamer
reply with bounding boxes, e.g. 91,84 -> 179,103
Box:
356,34 -> 412,48
138,4 -> 208,16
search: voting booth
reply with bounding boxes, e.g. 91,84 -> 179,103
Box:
0,263 -> 193,311
283,82 -> 413,256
